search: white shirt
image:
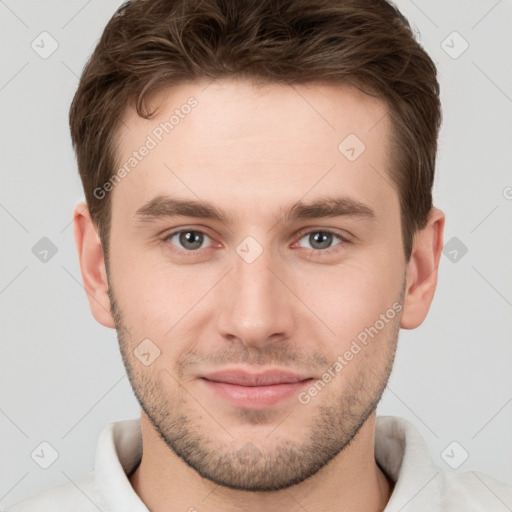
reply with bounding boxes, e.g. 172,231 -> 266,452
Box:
7,416 -> 512,511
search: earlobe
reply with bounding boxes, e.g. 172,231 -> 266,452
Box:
400,208 -> 445,330
73,202 -> 115,328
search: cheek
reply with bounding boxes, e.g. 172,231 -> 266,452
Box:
303,271 -> 401,399
108,242 -> 166,331
297,255 -> 404,344
108,242 -> 218,343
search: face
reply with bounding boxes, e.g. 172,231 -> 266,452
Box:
106,79 -> 406,491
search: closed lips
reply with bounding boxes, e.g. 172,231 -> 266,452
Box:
201,371 -> 312,387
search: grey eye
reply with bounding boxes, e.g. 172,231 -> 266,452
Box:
168,230 -> 211,251
298,231 -> 342,250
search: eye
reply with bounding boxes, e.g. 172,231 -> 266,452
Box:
296,230 -> 345,252
165,230 -> 213,251
162,228 -> 347,256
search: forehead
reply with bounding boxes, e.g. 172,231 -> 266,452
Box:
113,79 -> 396,221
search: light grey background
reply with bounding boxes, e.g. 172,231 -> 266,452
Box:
1,0 -> 511,507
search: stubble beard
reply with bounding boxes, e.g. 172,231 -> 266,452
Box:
107,281 -> 402,491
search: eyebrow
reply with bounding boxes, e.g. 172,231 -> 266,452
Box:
134,194 -> 376,225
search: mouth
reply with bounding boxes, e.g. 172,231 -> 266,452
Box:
199,369 -> 314,409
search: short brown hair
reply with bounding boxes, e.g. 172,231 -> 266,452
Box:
69,0 -> 441,260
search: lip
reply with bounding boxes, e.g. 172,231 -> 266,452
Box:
200,369 -> 313,409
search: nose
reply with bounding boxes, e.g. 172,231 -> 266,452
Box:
216,242 -> 296,348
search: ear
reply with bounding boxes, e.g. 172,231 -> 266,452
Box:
400,208 -> 445,330
73,202 -> 115,328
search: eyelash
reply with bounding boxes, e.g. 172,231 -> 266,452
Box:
162,228 -> 349,257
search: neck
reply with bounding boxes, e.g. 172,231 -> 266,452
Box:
129,411 -> 394,512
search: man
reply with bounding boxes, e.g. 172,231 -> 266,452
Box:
7,0 -> 512,510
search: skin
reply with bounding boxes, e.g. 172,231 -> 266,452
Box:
74,79 -> 444,512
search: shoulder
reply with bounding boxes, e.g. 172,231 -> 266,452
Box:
433,469 -> 512,510
4,471 -> 107,512
376,416 -> 512,511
